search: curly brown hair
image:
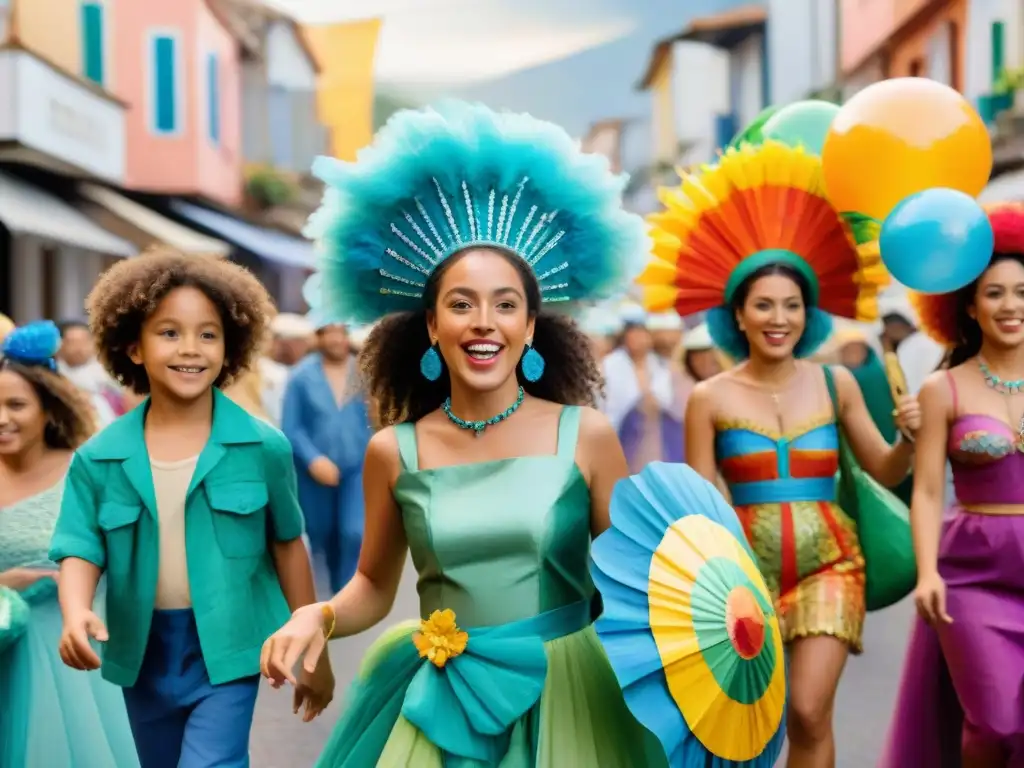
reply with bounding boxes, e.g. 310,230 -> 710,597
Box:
360,247 -> 603,426
0,360 -> 97,449
86,247 -> 275,394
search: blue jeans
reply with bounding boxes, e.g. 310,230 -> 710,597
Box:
122,609 -> 259,768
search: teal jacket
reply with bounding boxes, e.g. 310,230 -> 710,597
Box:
49,390 -> 305,687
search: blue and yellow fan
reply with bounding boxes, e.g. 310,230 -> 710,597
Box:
591,463 -> 786,767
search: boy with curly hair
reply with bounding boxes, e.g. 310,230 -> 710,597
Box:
49,247 -> 334,768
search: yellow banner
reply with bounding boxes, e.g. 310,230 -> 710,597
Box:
301,18 -> 382,161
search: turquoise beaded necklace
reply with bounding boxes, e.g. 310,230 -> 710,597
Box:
443,386 -> 525,436
979,358 -> 1024,394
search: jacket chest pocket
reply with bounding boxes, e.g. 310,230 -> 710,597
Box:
98,501 -> 143,574
205,481 -> 269,559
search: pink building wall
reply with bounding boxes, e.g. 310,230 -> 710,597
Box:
196,2 -> 241,206
841,0 -> 896,72
114,0 -> 241,206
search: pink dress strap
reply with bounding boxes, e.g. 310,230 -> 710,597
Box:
944,370 -> 959,416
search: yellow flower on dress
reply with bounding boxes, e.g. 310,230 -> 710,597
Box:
412,609 -> 469,668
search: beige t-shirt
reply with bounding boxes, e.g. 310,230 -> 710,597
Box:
151,455 -> 199,610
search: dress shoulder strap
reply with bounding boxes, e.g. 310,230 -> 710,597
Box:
945,370 -> 960,416
556,406 -> 582,460
393,422 -> 419,471
821,365 -> 840,422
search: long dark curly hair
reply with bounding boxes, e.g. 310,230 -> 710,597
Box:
0,360 -> 96,449
947,252 -> 1024,368
360,247 -> 602,426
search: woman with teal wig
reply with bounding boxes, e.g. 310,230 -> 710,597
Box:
640,140 -> 922,767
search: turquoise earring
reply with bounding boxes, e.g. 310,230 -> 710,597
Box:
521,342 -> 545,382
420,342 -> 442,381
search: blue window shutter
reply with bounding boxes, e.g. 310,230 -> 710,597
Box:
153,36 -> 177,133
81,2 -> 104,85
715,113 -> 737,152
207,53 -> 220,144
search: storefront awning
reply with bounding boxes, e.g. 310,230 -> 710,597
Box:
0,172 -> 135,256
79,184 -> 230,256
170,200 -> 315,269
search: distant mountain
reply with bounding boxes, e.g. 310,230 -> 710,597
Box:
417,0 -> 755,176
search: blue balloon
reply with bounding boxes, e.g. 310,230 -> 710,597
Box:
880,188 -> 994,294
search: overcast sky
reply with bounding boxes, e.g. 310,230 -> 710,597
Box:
273,0 -> 751,169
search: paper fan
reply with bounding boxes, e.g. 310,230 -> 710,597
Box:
591,462 -> 786,767
638,140 -> 887,323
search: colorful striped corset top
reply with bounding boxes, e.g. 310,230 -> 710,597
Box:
714,416 -> 840,507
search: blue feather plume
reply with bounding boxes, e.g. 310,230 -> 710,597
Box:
303,101 -> 651,325
1,321 -> 60,370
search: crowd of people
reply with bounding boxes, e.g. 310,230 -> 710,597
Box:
0,98 -> 1020,768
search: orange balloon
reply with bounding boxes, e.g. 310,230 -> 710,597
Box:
821,78 -> 992,221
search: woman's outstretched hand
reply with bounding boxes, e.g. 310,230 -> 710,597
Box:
260,602 -> 329,689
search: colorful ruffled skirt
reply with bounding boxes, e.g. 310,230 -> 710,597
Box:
0,581 -> 140,767
315,600 -> 666,767
736,499 -> 866,652
881,510 -> 1024,764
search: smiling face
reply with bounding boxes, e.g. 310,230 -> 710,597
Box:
970,257 -> 1024,349
736,273 -> 807,361
0,368 -> 46,456
427,248 -> 536,393
129,285 -> 226,403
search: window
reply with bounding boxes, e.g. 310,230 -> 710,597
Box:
81,1 -> 104,85
207,52 -> 220,144
150,33 -> 180,135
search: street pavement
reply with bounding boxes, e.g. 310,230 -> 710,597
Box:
250,559 -> 916,768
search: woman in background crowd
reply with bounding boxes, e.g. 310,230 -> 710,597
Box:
601,305 -> 684,469
0,321 -> 138,767
679,322 -> 724,384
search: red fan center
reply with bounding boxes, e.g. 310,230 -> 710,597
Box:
725,586 -> 766,660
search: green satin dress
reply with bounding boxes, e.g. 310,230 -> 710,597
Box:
315,406 -> 666,767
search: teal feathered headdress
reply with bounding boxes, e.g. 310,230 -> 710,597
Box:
303,101 -> 650,325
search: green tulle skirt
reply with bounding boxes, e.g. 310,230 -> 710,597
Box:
0,583 -> 139,767
316,621 -> 667,767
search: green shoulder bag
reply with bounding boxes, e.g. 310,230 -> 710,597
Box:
823,366 -> 917,611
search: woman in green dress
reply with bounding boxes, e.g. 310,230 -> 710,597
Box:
260,102 -> 667,766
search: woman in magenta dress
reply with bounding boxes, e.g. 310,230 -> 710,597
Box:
882,202 -> 1024,767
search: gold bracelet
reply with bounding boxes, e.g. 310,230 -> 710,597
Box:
321,602 -> 336,640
